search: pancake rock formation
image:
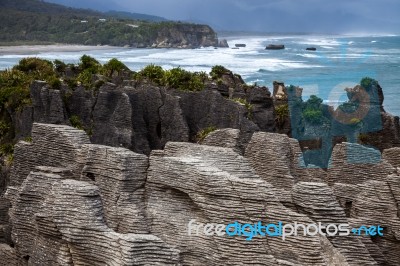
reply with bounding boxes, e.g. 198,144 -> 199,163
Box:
0,123 -> 399,265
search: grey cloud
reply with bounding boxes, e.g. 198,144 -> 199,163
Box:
46,0 -> 400,33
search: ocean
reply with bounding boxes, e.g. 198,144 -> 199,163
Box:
1,34 -> 399,116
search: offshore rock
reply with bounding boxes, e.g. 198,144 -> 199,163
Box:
218,39 -> 229,48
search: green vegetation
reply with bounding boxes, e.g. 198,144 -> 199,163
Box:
0,58 -> 57,112
135,64 -> 165,85
69,115 -> 84,130
163,68 -> 204,91
231,97 -> 253,118
210,65 -> 229,79
135,65 -> 205,91
0,0 -> 209,47
23,136 -> 32,142
302,95 -> 325,125
360,77 -> 377,90
0,57 -> 245,163
275,104 -> 289,127
196,126 -> 217,142
0,56 -> 130,160
349,118 -> 362,125
303,108 -> 324,124
102,58 -> 129,77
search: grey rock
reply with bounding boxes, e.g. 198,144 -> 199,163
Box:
383,147 -> 400,168
2,124 -> 180,265
80,144 -> 149,234
146,142 -> 331,265
327,142 -> 396,185
244,132 -> 312,204
218,39 -> 229,48
2,122 -> 400,265
30,81 -> 69,125
201,128 -> 243,153
0,243 -> 18,266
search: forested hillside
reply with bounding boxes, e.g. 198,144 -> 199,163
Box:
0,0 -> 217,47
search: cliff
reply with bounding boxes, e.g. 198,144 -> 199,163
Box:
0,123 -> 399,265
0,0 -> 223,48
0,58 -> 400,265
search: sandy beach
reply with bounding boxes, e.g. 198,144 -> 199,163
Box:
0,44 -> 126,55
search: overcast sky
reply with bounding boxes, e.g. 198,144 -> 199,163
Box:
46,0 -> 400,34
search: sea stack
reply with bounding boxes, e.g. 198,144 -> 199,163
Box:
218,39 -> 229,48
266,44 -> 285,50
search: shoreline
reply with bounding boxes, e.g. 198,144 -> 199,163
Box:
0,44 -> 127,55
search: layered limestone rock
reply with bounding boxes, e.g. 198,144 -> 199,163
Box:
327,142 -> 396,185
200,128 -> 242,152
1,123 -> 400,265
79,144 -> 149,234
383,147 -> 400,168
244,132 -> 320,205
9,123 -> 90,186
0,124 -> 180,265
328,142 -> 400,265
146,142 -> 336,265
22,81 -> 271,155
6,168 -> 179,265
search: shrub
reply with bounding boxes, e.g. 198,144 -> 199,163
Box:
69,115 -> 84,130
195,71 -> 209,82
135,64 -> 165,85
275,104 -> 289,127
79,55 -> 101,73
360,77 -> 377,90
53,59 -> 66,72
14,57 -> 54,78
210,65 -> 228,79
102,58 -> 129,77
196,126 -> 217,142
0,69 -> 32,111
305,95 -> 323,109
65,78 -> 78,89
0,58 -> 67,111
48,76 -> 62,90
0,143 -> 14,156
163,67 -> 204,91
303,108 -> 324,124
0,121 -> 10,138
77,69 -> 94,89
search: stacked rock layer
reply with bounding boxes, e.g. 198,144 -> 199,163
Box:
0,124 -> 399,265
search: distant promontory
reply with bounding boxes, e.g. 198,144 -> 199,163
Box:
0,0 -> 227,48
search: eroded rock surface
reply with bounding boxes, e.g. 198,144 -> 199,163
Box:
0,124 -> 400,265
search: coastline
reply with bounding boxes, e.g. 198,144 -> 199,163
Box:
0,44 -> 126,55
